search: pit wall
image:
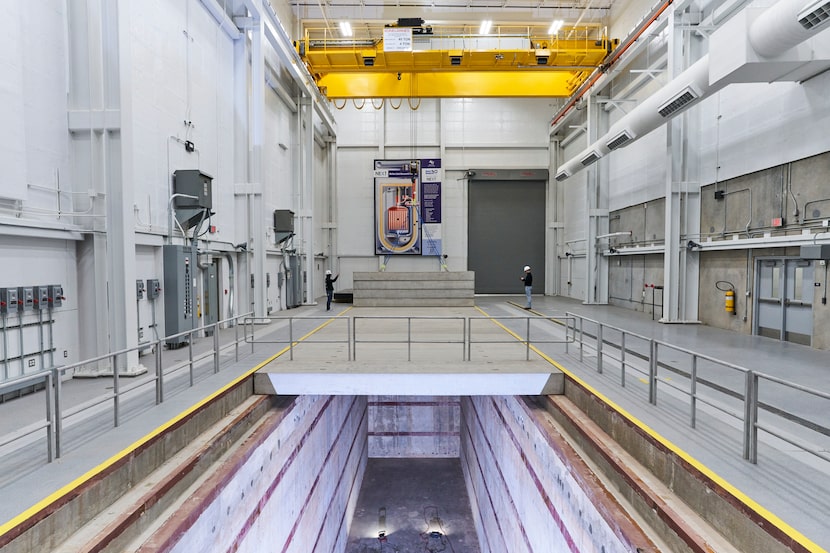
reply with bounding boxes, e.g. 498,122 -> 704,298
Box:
368,395 -> 461,457
460,396 -> 656,553
161,395 -> 367,553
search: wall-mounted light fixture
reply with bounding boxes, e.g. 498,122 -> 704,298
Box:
479,20 -> 492,35
339,21 -> 352,37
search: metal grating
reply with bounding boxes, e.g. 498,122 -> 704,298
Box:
555,170 -> 571,181
606,130 -> 633,150
580,151 -> 601,166
658,87 -> 698,118
798,0 -> 830,29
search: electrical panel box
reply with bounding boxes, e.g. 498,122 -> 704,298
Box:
273,210 -> 294,233
147,279 -> 161,299
17,287 -> 34,312
136,279 -> 146,300
173,170 -> 213,209
48,285 -> 64,307
0,288 -> 19,314
163,245 -> 194,346
33,286 -> 49,310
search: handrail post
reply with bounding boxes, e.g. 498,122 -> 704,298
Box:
620,332 -> 626,387
407,317 -> 412,362
353,317 -> 358,361
347,317 -> 352,361
463,317 -> 468,361
648,340 -> 657,404
690,354 -> 698,428
112,353 -> 120,427
526,316 -> 531,361
744,371 -> 759,463
564,317 -> 569,354
155,340 -> 164,404
188,333 -> 194,387
596,324 -> 603,373
213,322 -> 220,373
46,369 -> 55,462
579,317 -> 584,362
54,367 -> 63,459
235,318 -> 239,362
289,318 -> 294,360
466,317 -> 471,361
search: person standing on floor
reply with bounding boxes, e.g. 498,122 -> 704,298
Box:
520,265 -> 533,309
325,269 -> 339,311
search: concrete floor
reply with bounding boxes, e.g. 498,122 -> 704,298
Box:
345,458 -> 480,553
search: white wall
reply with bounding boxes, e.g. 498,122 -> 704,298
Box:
332,97 -> 553,287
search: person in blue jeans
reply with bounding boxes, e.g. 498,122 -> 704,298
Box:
520,265 -> 533,309
325,269 -> 339,311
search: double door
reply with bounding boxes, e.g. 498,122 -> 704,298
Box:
755,258 -> 814,345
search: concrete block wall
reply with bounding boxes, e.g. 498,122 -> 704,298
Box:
161,395 -> 367,553
353,271 -> 475,307
368,395 -> 461,457
460,396 -> 654,553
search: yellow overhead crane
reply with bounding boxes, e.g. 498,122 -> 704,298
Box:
296,24 -> 617,99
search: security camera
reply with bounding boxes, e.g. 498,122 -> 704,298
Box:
466,170 -> 475,177
687,240 -> 701,250
397,72 -> 401,80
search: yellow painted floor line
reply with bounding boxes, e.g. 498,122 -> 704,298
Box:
476,304 -> 825,553
0,308 -> 354,538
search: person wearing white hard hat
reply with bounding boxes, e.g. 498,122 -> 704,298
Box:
520,265 -> 533,309
324,269 -> 339,311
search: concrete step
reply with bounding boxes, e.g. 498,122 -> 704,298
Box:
50,396 -> 274,553
353,271 -> 475,307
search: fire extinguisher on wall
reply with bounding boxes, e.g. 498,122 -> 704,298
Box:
716,281 -> 736,315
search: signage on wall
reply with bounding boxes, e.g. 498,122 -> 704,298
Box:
374,159 -> 422,255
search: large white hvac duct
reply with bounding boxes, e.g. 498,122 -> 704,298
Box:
555,0 -> 830,181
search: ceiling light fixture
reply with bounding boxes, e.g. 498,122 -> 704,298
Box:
548,19 -> 564,35
479,20 -> 492,35
339,21 -> 352,37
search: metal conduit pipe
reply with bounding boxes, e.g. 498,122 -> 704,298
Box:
555,0 -> 830,180
550,0 -> 676,129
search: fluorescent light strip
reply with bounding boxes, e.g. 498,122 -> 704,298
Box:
548,20 -> 564,34
339,21 -> 352,37
479,20 -> 492,35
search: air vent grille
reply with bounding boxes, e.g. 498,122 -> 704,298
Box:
606,131 -> 634,150
798,0 -> 830,30
580,152 -> 601,167
555,170 -> 570,182
658,87 -> 698,118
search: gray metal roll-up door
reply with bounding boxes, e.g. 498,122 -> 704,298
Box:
468,172 -> 546,293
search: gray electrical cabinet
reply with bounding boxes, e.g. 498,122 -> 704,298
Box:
285,254 -> 302,308
203,261 -> 219,335
173,170 -> 213,231
163,245 -> 195,347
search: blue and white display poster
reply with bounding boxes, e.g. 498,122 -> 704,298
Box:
374,159 -> 422,255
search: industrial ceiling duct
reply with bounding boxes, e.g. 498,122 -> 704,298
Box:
553,0 -> 830,181
606,130 -> 635,150
798,0 -> 830,30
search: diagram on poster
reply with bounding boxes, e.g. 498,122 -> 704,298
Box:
374,159 -> 422,255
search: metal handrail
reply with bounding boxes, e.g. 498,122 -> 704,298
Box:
243,315 -> 576,362
563,311 -> 830,466
0,312 -> 252,465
